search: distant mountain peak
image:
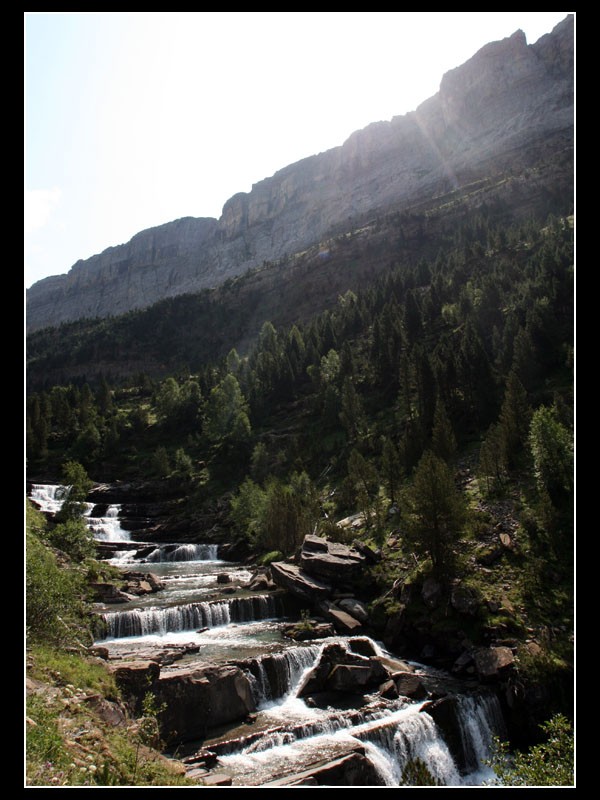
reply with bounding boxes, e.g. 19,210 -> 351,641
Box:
26,15 -> 574,333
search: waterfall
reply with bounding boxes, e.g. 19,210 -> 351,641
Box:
455,693 -> 506,778
101,594 -> 282,639
145,543 -> 219,562
29,483 -> 130,542
85,504 -> 131,542
215,694 -> 506,787
247,645 -> 322,703
29,483 -> 66,515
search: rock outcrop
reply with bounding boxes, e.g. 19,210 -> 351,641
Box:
26,16 -> 573,333
271,535 -> 371,634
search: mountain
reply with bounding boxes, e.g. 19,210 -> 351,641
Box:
26,15 -> 574,334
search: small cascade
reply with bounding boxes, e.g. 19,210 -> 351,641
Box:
455,693 -> 506,776
29,483 -> 131,542
145,543 -> 219,562
85,504 -> 131,542
247,645 -> 321,703
357,707 -> 462,786
29,483 -> 66,515
102,594 -> 283,639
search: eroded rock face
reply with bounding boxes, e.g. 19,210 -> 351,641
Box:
270,561 -> 332,602
26,16 -> 573,333
156,665 -> 256,744
473,646 -> 515,679
296,643 -> 391,699
300,535 -> 366,585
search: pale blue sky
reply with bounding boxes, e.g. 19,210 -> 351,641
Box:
24,11 -> 572,288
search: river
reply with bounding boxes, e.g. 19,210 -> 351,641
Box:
28,483 -> 504,787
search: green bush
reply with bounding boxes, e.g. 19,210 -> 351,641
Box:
489,714 -> 574,786
26,531 -> 88,645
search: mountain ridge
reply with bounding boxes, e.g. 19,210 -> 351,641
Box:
26,14 -> 574,333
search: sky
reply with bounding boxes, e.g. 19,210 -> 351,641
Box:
24,11 -> 572,288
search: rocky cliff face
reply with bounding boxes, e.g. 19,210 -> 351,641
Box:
26,15 -> 573,333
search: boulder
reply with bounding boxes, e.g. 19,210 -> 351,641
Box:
110,660 -> 160,711
282,622 -> 335,641
328,664 -> 375,691
450,584 -> 480,616
297,642 -> 391,698
300,535 -> 365,585
270,562 -> 331,602
263,745 -> 386,787
247,574 -> 273,591
393,671 -> 428,699
473,646 -> 515,679
317,600 -> 363,634
348,637 -> 380,658
89,582 -> 136,603
156,665 -> 257,744
379,679 -> 399,699
217,573 -> 231,584
338,598 -> 369,623
352,541 -> 381,564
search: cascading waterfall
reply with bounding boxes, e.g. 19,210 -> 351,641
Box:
29,483 -> 131,542
29,483 -> 65,515
144,543 -> 219,562
455,693 -> 506,778
356,706 -> 462,786
102,594 -> 283,639
247,644 -> 322,703
217,695 -> 504,787
85,504 -> 131,542
32,476 -> 508,787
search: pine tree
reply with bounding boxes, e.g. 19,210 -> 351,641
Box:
402,451 -> 465,584
498,370 -> 531,469
431,399 -> 457,463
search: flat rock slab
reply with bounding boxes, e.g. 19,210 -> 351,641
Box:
270,561 -> 332,601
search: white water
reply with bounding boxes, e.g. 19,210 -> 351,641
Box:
28,483 -> 507,786
216,697 -> 501,787
101,594 -> 282,639
29,483 -> 131,542
144,543 -> 219,562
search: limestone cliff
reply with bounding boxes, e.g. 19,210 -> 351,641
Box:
26,15 -> 573,333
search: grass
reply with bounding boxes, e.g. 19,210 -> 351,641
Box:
26,646 -> 193,787
28,645 -> 120,700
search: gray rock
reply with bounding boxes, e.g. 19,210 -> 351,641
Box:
451,584 -> 480,616
473,646 -> 515,679
317,600 -> 363,634
338,598 -> 369,623
270,561 -> 331,602
300,535 -> 365,585
156,665 -> 257,744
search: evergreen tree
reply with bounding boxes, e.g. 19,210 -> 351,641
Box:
205,374 -> 251,444
347,449 -> 380,531
529,406 -> 573,508
431,399 -> 457,463
250,441 -> 270,484
498,370 -> 531,469
339,377 -> 367,443
381,436 -> 402,506
478,423 -> 507,494
402,451 -> 465,584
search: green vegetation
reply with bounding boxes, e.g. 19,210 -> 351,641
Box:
25,495 -> 191,787
26,211 -> 574,783
489,714 -> 574,786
